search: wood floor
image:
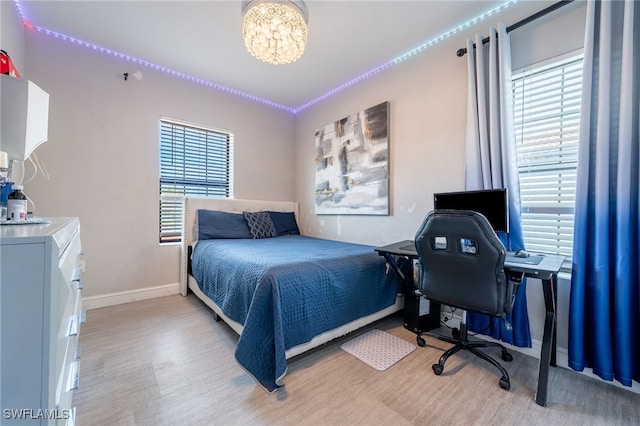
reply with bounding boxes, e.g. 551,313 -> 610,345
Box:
73,294 -> 640,425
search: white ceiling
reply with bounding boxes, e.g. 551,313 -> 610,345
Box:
18,0 -> 555,110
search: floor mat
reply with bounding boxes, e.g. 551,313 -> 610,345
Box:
340,329 -> 415,371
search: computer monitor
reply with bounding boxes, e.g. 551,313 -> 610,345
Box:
433,188 -> 509,233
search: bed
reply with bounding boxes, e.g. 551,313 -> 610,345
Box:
180,197 -> 404,392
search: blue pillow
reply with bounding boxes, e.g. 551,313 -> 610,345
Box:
243,211 -> 278,239
268,211 -> 300,236
197,210 -> 251,240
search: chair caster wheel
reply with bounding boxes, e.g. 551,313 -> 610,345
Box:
502,351 -> 513,362
417,336 -> 426,347
499,377 -> 511,391
432,364 -> 443,375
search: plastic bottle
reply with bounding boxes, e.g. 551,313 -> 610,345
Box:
7,185 -> 27,221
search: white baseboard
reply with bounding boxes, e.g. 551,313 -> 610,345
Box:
442,314 -> 639,394
82,283 -> 180,310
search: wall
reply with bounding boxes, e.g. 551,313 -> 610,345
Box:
22,29 -> 296,303
294,0 -> 587,374
0,1 -> 25,73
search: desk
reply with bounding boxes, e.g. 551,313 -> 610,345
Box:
375,240 -> 564,407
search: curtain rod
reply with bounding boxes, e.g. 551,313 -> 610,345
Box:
456,0 -> 575,57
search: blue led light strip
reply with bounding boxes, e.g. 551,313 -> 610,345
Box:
293,0 -> 519,113
14,0 -> 518,115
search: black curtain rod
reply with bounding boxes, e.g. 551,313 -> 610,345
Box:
456,0 -> 575,57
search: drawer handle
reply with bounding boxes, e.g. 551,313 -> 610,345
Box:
78,250 -> 86,273
71,267 -> 81,282
67,315 -> 79,337
67,361 -> 80,391
74,279 -> 84,290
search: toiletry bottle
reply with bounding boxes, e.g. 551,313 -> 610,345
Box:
7,185 -> 27,221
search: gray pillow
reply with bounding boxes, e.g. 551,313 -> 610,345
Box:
243,211 -> 278,239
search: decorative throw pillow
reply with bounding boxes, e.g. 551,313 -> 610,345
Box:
243,211 -> 278,239
198,210 -> 252,240
268,211 -> 300,236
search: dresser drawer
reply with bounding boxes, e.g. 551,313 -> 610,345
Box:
54,279 -> 79,384
56,337 -> 80,413
54,282 -> 83,417
56,296 -> 82,419
58,229 -> 82,285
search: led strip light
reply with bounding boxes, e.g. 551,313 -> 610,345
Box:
13,0 -> 518,114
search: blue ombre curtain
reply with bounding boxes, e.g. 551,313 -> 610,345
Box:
464,24 -> 530,347
569,0 -> 640,387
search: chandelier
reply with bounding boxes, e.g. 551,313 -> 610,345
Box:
241,0 -> 309,65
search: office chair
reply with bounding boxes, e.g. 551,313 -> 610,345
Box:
414,209 -> 523,391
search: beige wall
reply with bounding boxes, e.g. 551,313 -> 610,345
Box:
294,1 -> 587,246
22,30 -> 296,298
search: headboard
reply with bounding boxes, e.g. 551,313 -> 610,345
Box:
180,197 -> 300,296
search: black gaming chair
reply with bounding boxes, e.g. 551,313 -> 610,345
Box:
414,209 -> 523,391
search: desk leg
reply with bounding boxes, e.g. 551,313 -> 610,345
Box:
535,275 -> 558,406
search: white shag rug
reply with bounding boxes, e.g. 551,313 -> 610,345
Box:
340,329 -> 416,371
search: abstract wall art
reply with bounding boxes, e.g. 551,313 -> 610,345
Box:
314,101 -> 390,215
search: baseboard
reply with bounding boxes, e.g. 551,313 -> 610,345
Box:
82,283 -> 180,310
442,314 -> 639,394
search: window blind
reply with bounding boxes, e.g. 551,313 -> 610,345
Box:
512,54 -> 583,268
159,119 -> 234,243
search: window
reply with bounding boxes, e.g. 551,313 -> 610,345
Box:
159,118 -> 234,243
512,53 -> 583,268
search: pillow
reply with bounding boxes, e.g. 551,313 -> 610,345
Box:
197,210 -> 252,240
268,211 -> 300,236
243,211 -> 278,239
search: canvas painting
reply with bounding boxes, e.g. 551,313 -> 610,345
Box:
314,101 -> 390,215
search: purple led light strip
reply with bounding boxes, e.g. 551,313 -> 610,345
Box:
14,0 -> 518,115
13,1 -> 294,113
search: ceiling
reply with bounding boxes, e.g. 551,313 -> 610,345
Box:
17,0 -> 555,111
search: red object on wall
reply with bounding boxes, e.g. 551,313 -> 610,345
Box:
0,50 -> 22,78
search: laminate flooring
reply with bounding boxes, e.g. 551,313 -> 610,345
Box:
73,294 -> 640,425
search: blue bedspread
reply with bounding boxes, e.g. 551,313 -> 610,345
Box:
192,235 -> 400,392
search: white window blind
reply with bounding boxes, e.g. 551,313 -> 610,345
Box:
512,53 -> 583,268
159,118 -> 234,243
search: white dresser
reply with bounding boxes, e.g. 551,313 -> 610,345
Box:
1,217 -> 84,425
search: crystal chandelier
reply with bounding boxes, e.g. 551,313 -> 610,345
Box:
241,0 -> 308,65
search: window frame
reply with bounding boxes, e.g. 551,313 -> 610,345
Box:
512,50 -> 584,271
158,117 -> 234,244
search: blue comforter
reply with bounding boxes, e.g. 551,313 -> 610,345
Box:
192,235 -> 400,392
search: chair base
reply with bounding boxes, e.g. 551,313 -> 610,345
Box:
417,322 -> 513,391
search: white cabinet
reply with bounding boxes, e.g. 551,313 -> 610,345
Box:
1,218 -> 83,425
